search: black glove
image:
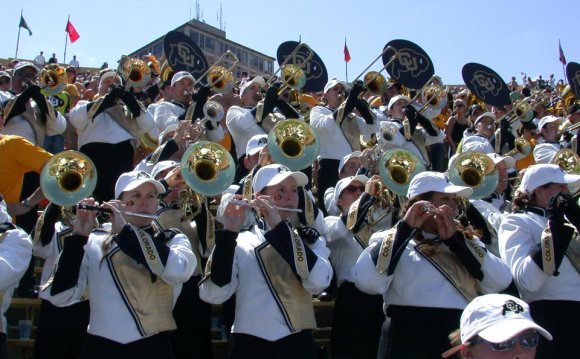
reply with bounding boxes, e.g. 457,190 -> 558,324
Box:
404,104 -> 438,136
275,98 -> 300,119
91,85 -> 123,118
355,98 -> 375,124
344,81 -> 365,116
252,82 -> 280,120
120,90 -> 141,118
499,118 -> 515,149
193,85 -> 212,122
562,131 -> 573,145
547,192 -> 568,224
560,192 -> 580,228
5,85 -> 42,121
296,226 -> 321,245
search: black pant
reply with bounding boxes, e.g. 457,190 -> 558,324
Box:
229,330 -> 317,359
316,159 -> 340,216
331,282 -> 384,359
79,140 -> 134,202
383,305 -> 461,359
80,332 -> 174,359
0,333 -> 6,359
530,299 -> 580,359
15,172 -> 39,298
170,275 -> 212,359
34,299 -> 90,359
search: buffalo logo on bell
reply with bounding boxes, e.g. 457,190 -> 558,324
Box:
168,42 -> 206,73
389,48 -> 430,79
470,70 -> 504,100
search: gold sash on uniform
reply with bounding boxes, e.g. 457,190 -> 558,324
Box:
415,241 -> 480,302
106,247 -> 176,336
255,240 -> 317,332
541,223 -> 580,274
21,108 -> 47,146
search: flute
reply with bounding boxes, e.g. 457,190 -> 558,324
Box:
229,199 -> 303,213
76,204 -> 159,219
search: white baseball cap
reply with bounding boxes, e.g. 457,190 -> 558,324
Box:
114,170 -> 165,199
171,71 -> 196,87
334,175 -> 369,201
442,294 -> 551,358
487,153 -> 515,169
519,163 -> 580,193
151,160 -> 178,180
338,151 -> 362,174
252,164 -> 308,194
323,79 -> 348,95
246,134 -> 268,156
474,112 -> 497,126
240,76 -> 265,96
14,61 -> 39,76
537,115 -> 561,132
407,171 -> 472,199
387,95 -> 411,111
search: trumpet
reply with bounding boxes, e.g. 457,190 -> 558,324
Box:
228,198 -> 303,213
120,57 -> 151,88
76,204 -> 159,219
194,50 -> 238,93
39,64 -> 66,96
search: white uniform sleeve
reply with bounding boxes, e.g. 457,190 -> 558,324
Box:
0,229 -> 33,289
160,233 -> 196,285
354,233 -> 394,295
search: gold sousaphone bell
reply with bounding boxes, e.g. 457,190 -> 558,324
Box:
378,149 -> 426,196
40,151 -> 98,206
448,151 -> 499,199
180,141 -> 235,196
267,119 -> 320,171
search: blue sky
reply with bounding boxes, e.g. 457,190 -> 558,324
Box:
2,0 -> 578,85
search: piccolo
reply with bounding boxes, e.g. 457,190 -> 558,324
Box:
76,204 -> 159,219
229,199 -> 303,213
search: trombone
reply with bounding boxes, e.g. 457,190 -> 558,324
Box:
38,64 -> 67,96
266,42 -> 314,95
351,46 -> 399,95
193,50 -> 239,93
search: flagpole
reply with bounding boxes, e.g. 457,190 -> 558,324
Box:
563,63 -> 567,84
63,15 -> 70,64
15,9 -> 23,59
345,37 -> 349,83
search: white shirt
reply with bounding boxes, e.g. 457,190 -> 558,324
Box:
154,101 -> 224,142
69,100 -> 154,148
499,211 -> 580,303
325,216 -> 364,286
49,228 -> 195,343
69,59 -> 80,68
226,105 -> 265,159
533,142 -> 560,164
199,223 -> 332,341
0,227 -> 32,333
310,106 -> 380,160
355,227 -> 512,311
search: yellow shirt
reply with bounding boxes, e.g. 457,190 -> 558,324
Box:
0,135 -> 52,203
515,138 -> 536,171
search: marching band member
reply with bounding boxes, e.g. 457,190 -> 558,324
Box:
324,175 -> 384,359
32,204 -> 89,359
560,103 -> 580,154
355,171 -> 511,358
310,80 -> 379,214
69,70 -> 155,201
324,151 -> 362,216
533,115 -> 561,164
47,170 -> 196,358
499,164 -> 580,358
380,95 -> 445,168
199,164 -> 333,359
460,112 -> 496,154
0,199 -> 32,359
445,99 -> 470,155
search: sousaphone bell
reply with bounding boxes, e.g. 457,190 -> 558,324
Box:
449,151 -> 498,199
181,141 -> 235,196
40,151 -> 98,206
379,149 -> 426,196
267,119 -> 320,171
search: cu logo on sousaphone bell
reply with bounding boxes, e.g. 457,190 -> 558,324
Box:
389,48 -> 430,79
471,70 -> 505,100
168,42 -> 206,74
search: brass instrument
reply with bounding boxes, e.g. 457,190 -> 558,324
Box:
120,57 -> 151,88
466,92 -> 488,112
266,43 -> 313,90
505,137 -> 532,157
378,149 -> 426,196
39,64 -> 67,96
551,148 -> 580,196
267,119 -> 320,171
413,76 -> 448,114
363,71 -> 388,95
180,141 -> 235,196
192,100 -> 225,136
448,151 -> 499,199
40,151 -> 98,206
204,50 -> 239,93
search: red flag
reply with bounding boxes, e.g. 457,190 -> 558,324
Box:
344,40 -> 351,63
559,40 -> 566,65
66,20 -> 80,43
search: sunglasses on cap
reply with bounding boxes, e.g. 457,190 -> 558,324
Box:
470,331 -> 539,352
